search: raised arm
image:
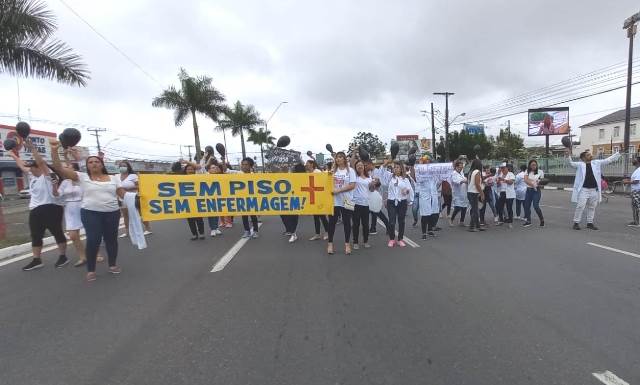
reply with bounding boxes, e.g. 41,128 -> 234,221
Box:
49,139 -> 78,181
8,151 -> 30,174
564,153 -> 580,168
22,139 -> 49,175
598,151 -> 621,166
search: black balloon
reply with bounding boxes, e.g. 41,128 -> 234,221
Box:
561,136 -> 571,148
306,151 -> 313,157
205,145 -> 214,153
407,154 -> 417,166
215,143 -> 226,156
60,128 -> 81,148
408,146 -> 418,155
16,121 -> 30,138
276,135 -> 290,148
171,162 -> 183,173
325,144 -> 333,153
3,138 -> 17,151
390,142 -> 400,160
358,146 -> 370,161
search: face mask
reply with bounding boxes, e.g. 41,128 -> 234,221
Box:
119,166 -> 128,173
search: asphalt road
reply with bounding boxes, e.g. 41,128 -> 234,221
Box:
0,190 -> 638,385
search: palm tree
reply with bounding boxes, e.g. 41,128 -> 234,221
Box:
152,68 -> 225,158
219,101 -> 262,160
247,127 -> 275,172
0,0 -> 89,86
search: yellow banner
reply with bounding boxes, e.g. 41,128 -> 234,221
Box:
139,172 -> 334,221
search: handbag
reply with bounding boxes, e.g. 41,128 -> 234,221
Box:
343,197 -> 355,211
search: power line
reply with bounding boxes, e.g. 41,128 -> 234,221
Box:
57,0 -> 162,87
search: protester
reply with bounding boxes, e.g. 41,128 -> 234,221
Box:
240,157 -> 259,238
10,141 -> 67,271
327,152 -> 356,254
280,163 -> 306,243
183,163 -> 205,240
624,156 -> 640,227
367,160 -> 391,235
199,146 -> 217,173
379,161 -> 414,247
118,160 -> 151,237
305,159 -> 329,240
496,163 -> 515,225
440,178 -> 452,219
206,163 -> 224,237
523,159 -> 545,227
479,165 -> 498,225
466,159 -> 485,232
51,140 -> 125,282
413,155 -> 440,240
567,150 -> 620,230
351,160 -> 373,249
449,160 -> 468,226
515,165 -> 527,221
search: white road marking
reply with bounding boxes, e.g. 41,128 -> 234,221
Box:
211,223 -> 263,272
0,224 -> 126,268
376,219 -> 420,248
587,242 -> 640,259
540,204 -> 566,209
592,370 -> 629,385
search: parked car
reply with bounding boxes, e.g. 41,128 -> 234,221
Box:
18,188 -> 30,199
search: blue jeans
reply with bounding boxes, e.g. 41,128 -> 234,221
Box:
207,216 -> 219,230
80,209 -> 121,272
524,188 -> 543,222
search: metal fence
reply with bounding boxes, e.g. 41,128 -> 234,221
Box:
482,153 -> 637,177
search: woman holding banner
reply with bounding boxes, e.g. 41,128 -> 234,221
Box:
240,158 -> 260,239
118,161 -> 152,238
327,152 -> 356,255
50,140 -> 125,282
183,163 -> 206,240
206,164 -> 224,237
383,161 -> 413,247
305,159 -> 329,241
413,155 -> 441,240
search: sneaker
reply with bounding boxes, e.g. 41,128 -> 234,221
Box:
251,231 -> 259,239
74,259 -> 86,268
119,233 -> 128,238
428,231 -> 436,237
353,243 -> 360,250
523,222 -> 532,227
448,218 -> 454,226
309,234 -> 322,241
421,234 -> 427,240
572,223 -> 581,230
224,223 -> 233,228
86,272 -> 97,282
480,222 -> 486,226
587,223 -> 599,230
540,220 -> 545,227
369,229 -> 377,235
190,235 -> 198,240
54,255 -> 69,268
22,258 -> 43,271
496,221 -> 504,226
214,229 -> 223,236
210,230 -> 218,237
363,243 -> 371,249
322,233 -> 328,240
288,233 -> 298,243
283,232 -> 292,236
397,240 -> 407,247
241,231 -> 251,238
494,216 -> 499,224
108,266 -> 122,274
387,240 -> 396,248
627,222 -> 640,228
478,227 -> 486,231
143,230 -> 152,235
412,220 -> 418,227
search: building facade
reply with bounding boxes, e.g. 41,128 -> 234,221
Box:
577,107 -> 640,156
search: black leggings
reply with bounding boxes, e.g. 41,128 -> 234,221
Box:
451,206 -> 467,223
187,217 -> 204,236
313,215 -> 329,234
281,215 -> 299,233
29,204 -> 66,247
497,192 -> 514,223
420,213 -> 439,234
352,204 -> 370,243
242,215 -> 258,232
370,210 -> 389,231
387,200 -> 408,240
515,199 -> 524,217
328,206 -> 352,243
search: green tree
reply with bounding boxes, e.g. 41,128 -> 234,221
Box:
437,131 -> 493,161
348,131 -> 386,159
152,68 -> 225,158
247,127 -> 275,172
219,101 -> 263,160
490,128 -> 525,160
0,0 -> 89,86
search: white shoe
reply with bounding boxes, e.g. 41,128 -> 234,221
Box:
210,230 -> 217,237
214,229 -> 223,236
143,230 -> 152,235
288,233 -> 297,243
119,233 -> 128,238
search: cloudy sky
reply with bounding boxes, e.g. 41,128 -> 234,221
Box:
1,0 -> 639,162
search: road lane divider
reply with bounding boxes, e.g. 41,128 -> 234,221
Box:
211,223 -> 263,272
587,242 -> 640,260
592,370 -> 629,385
376,219 -> 420,248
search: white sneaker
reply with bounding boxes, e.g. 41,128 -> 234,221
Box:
210,230 -> 217,237
251,231 -> 259,239
288,233 -> 297,243
214,229 -> 223,236
494,216 -> 499,224
143,230 -> 152,235
119,233 -> 128,238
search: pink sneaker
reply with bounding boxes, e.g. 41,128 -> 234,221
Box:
387,240 -> 396,247
397,240 -> 407,247
224,223 -> 233,228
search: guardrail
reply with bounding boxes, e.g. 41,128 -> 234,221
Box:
482,153 -> 637,177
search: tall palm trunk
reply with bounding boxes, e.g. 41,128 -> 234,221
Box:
240,128 -> 247,160
191,109 -> 201,160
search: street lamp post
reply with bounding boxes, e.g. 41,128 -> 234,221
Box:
623,11 -> 639,177
263,101 -> 288,172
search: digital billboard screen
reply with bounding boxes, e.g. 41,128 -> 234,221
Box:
528,107 -> 569,136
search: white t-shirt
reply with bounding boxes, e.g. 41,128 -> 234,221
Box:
467,170 -> 482,194
78,172 -> 121,212
120,173 -> 139,190
526,170 -> 545,189
353,175 -> 373,206
58,179 -> 82,202
501,172 -> 516,199
630,167 -> 640,192
333,167 -> 356,207
28,174 -> 61,209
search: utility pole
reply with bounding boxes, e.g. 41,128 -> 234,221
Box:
434,92 -> 455,161
623,11 -> 638,177
430,102 -> 436,157
87,127 -> 107,153
183,145 -> 194,162
506,119 -> 511,159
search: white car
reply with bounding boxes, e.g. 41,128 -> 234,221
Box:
18,188 -> 30,199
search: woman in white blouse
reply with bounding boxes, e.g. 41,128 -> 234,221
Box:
378,160 -> 414,248
352,160 -> 374,249
51,140 -> 126,282
327,152 -> 356,255
449,160 -> 468,226
118,161 -> 151,237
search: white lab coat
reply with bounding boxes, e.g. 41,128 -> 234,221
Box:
416,176 -> 440,215
567,152 -> 620,203
450,170 -> 468,208
515,171 -> 527,201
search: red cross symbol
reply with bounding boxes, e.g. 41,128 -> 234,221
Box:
301,175 -> 324,204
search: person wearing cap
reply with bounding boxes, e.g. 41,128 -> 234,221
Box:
566,149 -> 620,230
623,156 -> 640,227
9,140 -> 68,271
